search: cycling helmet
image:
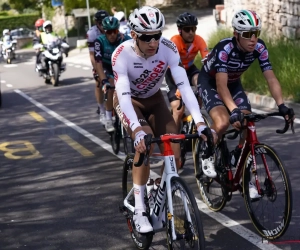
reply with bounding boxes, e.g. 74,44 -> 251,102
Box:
102,16 -> 120,30
176,12 -> 198,28
94,10 -> 109,22
232,10 -> 261,31
114,11 -> 125,21
128,6 -> 165,33
2,29 -> 9,36
35,18 -> 45,28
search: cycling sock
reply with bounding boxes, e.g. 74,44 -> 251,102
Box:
133,183 -> 146,212
98,103 -> 105,114
106,110 -> 112,120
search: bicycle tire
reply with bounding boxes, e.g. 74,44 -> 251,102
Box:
166,176 -> 205,249
194,138 -> 227,211
123,126 -> 135,155
243,144 -> 293,240
111,117 -> 121,155
121,154 -> 153,249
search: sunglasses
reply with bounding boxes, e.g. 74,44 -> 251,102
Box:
182,26 -> 197,33
106,29 -> 119,35
238,30 -> 261,39
135,32 -> 162,43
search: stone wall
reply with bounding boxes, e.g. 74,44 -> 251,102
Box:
51,6 -> 75,33
223,0 -> 300,39
144,0 -> 209,8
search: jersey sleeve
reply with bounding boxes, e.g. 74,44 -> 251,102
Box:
196,35 -> 209,59
94,38 -> 103,63
255,40 -> 273,72
166,39 -> 204,124
87,29 -> 96,52
112,45 -> 141,132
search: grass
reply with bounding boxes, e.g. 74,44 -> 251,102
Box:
194,27 -> 300,102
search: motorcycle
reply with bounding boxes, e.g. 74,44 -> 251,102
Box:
0,37 -> 17,64
34,38 -> 69,86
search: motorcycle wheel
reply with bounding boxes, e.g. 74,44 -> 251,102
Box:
51,64 -> 59,87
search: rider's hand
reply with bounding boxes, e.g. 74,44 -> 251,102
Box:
93,73 -> 99,82
102,79 -> 110,94
134,130 -> 147,153
229,108 -> 244,130
278,103 -> 295,123
197,125 -> 218,144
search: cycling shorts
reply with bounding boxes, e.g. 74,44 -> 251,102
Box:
113,90 -> 177,139
198,67 -> 252,114
165,64 -> 200,102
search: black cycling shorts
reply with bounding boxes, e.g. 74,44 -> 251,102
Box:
198,67 -> 251,114
165,64 -> 200,102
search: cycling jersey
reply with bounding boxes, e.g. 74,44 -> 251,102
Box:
87,25 -> 102,52
171,34 -> 208,69
202,37 -> 272,84
94,33 -> 131,72
119,21 -> 131,36
112,38 -> 204,132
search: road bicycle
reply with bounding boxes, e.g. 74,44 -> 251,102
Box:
104,85 -> 134,155
120,132 -> 212,249
194,111 -> 295,240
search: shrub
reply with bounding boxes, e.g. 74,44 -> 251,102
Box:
0,13 -> 39,31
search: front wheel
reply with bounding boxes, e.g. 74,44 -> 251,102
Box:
243,144 -> 292,240
110,116 -> 120,154
51,63 -> 59,86
166,177 -> 205,249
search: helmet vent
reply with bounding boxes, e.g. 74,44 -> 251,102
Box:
141,13 -> 150,25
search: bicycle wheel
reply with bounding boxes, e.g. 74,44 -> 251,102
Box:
111,117 -> 121,155
123,126 -> 134,155
166,176 -> 205,249
121,154 -> 153,249
243,144 -> 292,240
194,139 -> 227,211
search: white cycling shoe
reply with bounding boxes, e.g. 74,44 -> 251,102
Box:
202,156 -> 217,178
249,182 -> 261,199
133,211 -> 153,233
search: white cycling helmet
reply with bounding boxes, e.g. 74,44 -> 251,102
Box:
128,6 -> 165,33
43,20 -> 52,31
232,10 -> 261,31
3,29 -> 9,36
114,11 -> 125,21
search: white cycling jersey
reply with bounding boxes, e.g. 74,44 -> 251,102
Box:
112,38 -> 204,132
119,21 -> 131,36
86,25 -> 102,52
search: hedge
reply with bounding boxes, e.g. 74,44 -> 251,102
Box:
0,13 -> 39,32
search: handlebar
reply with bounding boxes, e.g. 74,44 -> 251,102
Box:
134,130 -> 214,167
226,111 -> 295,140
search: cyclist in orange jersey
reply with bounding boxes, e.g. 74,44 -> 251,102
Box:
165,12 -> 209,133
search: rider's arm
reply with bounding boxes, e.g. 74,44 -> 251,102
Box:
215,72 -> 238,112
196,35 -> 209,59
263,70 -> 284,105
87,30 -> 97,69
112,45 -> 141,134
168,47 -> 204,125
94,39 -> 107,81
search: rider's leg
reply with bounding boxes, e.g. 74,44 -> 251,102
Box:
104,77 -> 115,132
170,99 -> 184,133
94,76 -> 105,122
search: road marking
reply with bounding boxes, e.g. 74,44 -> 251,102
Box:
58,135 -> 94,157
82,67 -> 90,70
1,80 -> 6,83
28,111 -> 47,122
24,62 -> 35,65
6,84 -> 13,88
13,89 -> 286,249
68,63 -> 74,66
74,65 -> 81,68
3,64 -> 17,68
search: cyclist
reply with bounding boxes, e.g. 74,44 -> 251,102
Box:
94,16 -> 131,132
87,10 -> 109,124
112,7 -> 131,36
198,9 -> 295,197
112,6 -> 216,233
33,18 -> 45,71
165,12 -> 209,132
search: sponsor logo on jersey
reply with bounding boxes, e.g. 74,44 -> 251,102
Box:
259,50 -> 268,61
219,51 -> 228,63
113,70 -> 118,82
235,98 -> 244,105
224,42 -> 234,54
161,38 -> 177,54
112,45 -> 125,66
255,43 -> 265,53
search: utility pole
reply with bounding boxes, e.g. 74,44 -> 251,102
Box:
86,0 -> 91,29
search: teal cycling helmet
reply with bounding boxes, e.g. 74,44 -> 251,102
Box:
102,16 -> 120,30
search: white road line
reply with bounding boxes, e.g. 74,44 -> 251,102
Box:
67,63 -> 74,67
74,65 -> 81,68
1,80 -> 6,83
6,84 -> 13,87
13,88 -> 283,250
82,67 -> 90,70
3,64 -> 17,68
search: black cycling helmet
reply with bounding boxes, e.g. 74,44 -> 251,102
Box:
176,12 -> 198,28
102,16 -> 120,30
94,10 -> 109,22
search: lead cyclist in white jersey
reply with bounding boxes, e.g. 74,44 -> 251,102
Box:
112,6 -> 217,233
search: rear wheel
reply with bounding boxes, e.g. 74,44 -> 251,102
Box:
122,154 -> 153,249
110,116 -> 120,154
243,144 -> 292,240
166,177 -> 205,249
51,63 -> 59,86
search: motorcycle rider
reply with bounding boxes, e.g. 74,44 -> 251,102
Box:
111,7 -> 131,36
87,10 -> 109,124
33,18 -> 45,71
0,29 -> 15,58
94,16 -> 131,132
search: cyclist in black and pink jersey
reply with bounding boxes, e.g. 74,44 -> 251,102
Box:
112,6 -> 216,233
198,10 -> 295,192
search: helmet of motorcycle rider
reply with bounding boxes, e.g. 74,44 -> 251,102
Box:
35,18 -> 45,32
114,11 -> 125,22
43,20 -> 53,33
2,29 -> 10,36
94,10 -> 109,23
102,16 -> 120,31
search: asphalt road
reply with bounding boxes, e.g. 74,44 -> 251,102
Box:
0,52 -> 299,250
